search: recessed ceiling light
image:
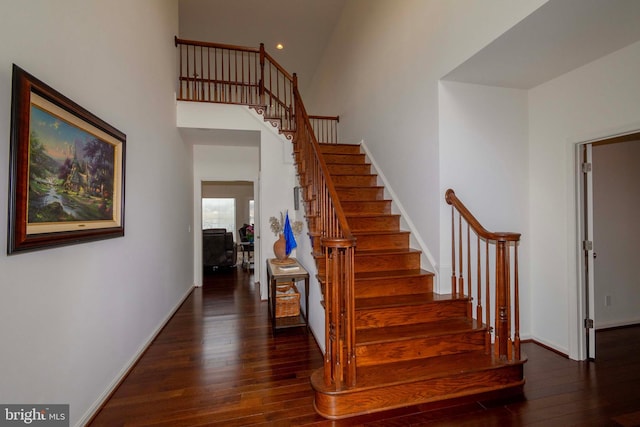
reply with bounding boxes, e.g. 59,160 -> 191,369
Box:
276,43 -> 284,50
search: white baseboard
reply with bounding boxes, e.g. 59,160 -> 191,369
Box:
596,318 -> 640,330
77,284 -> 195,427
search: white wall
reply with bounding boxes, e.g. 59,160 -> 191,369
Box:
438,81 -> 530,336
306,0 -> 546,273
0,1 -> 193,425
529,39 -> 640,359
593,140 -> 640,329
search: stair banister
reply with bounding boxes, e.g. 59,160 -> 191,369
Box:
445,189 -> 521,361
293,86 -> 356,389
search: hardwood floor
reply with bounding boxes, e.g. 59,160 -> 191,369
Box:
90,268 -> 640,426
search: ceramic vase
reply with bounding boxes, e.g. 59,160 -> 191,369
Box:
273,234 -> 288,260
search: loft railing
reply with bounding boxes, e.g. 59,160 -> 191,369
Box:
175,37 -> 340,143
445,189 -> 521,361
175,37 -> 357,388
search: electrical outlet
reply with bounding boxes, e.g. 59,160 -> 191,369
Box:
605,295 -> 611,307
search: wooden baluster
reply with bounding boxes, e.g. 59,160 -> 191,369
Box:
495,240 -> 508,360
192,45 -> 197,100
186,45 -> 191,99
458,215 -> 463,296
259,43 -> 265,105
234,50 -> 238,103
199,44 -> 204,100
451,206 -> 456,294
467,223 -> 472,316
485,240 -> 491,354
477,234 -> 482,325
206,47 -> 211,102
323,247 -> 332,386
180,43 -> 185,100
514,244 -> 521,360
213,47 -> 218,102
346,245 -> 356,387
506,245 -> 513,360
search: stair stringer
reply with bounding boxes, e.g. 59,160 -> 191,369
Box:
357,139 -> 440,290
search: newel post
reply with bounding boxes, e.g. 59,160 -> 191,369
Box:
495,239 -> 509,360
323,238 -> 356,390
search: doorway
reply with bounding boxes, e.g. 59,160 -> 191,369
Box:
200,181 -> 255,276
578,132 -> 640,359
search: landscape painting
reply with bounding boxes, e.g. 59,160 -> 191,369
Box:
8,65 -> 125,254
28,104 -> 116,224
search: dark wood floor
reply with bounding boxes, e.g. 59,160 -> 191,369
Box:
90,267 -> 640,426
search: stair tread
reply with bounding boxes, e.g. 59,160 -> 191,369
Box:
354,268 -> 433,280
356,293 -> 467,310
355,248 -> 421,256
326,162 -> 370,166
329,173 -> 377,177
312,351 -> 526,393
318,268 -> 433,284
343,199 -> 391,203
345,212 -> 400,218
356,318 -> 483,344
344,211 -> 400,219
352,230 -> 410,236
336,185 -> 384,190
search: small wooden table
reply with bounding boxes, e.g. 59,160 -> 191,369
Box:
266,258 -> 310,335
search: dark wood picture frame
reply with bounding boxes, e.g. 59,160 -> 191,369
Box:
8,64 -> 126,254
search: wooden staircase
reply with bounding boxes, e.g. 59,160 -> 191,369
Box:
309,143 -> 526,419
174,37 -> 526,421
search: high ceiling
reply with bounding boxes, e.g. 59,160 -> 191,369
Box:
178,0 -> 640,146
178,0 -> 347,94
444,0 -> 640,89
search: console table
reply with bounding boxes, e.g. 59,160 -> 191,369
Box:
266,258 -> 309,335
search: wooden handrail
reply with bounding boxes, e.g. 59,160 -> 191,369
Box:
175,37 -> 357,389
445,189 -> 520,242
445,188 -> 521,362
175,36 -> 259,53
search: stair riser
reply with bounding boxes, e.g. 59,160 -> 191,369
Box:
328,164 -> 371,175
355,275 -> 433,298
336,187 -> 384,201
356,331 -> 486,366
348,215 -> 399,232
316,251 -> 421,275
319,144 -> 361,155
353,232 -> 408,250
356,301 -> 468,329
324,153 -> 366,164
355,252 -> 421,273
331,175 -> 378,187
313,365 -> 524,419
342,201 -> 391,215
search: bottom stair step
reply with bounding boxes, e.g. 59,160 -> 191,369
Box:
310,351 -> 527,419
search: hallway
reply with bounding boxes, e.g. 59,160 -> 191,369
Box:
89,268 -> 640,426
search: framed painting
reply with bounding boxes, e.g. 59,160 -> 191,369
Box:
8,64 -> 126,254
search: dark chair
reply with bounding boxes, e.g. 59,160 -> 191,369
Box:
202,228 -> 237,271
238,224 -> 254,270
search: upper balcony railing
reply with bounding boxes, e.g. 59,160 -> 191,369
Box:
175,37 -> 355,389
175,37 -> 339,144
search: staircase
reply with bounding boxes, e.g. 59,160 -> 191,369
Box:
174,37 -> 526,421
307,143 -> 525,418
